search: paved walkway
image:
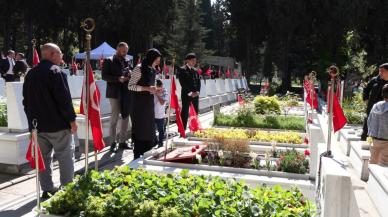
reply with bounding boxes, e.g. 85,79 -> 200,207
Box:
0,103 -> 237,217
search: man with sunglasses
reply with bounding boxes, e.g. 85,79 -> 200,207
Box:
23,43 -> 77,199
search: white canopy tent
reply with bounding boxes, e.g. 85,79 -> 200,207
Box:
75,42 -> 133,61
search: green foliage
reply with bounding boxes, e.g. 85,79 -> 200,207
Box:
42,166 -> 315,217
0,101 -> 7,127
214,113 -> 305,131
342,92 -> 365,124
253,96 -> 281,115
278,149 -> 309,174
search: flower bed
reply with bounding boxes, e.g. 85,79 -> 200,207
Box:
41,167 -> 315,217
72,99 -> 80,114
193,128 -> 305,145
214,113 -> 305,131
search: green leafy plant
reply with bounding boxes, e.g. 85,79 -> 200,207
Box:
277,149 -> 309,174
253,96 -> 281,115
42,166 -> 315,217
0,101 -> 7,127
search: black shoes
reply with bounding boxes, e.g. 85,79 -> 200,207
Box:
118,142 -> 132,150
41,188 -> 58,200
109,142 -> 117,152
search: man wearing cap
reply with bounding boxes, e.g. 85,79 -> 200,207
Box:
178,53 -> 201,130
361,63 -> 388,140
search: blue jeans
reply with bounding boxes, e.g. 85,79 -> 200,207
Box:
155,118 -> 165,147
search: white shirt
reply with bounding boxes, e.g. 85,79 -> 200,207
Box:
154,88 -> 168,119
6,57 -> 15,75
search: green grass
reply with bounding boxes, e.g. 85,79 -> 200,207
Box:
0,102 -> 7,127
214,114 -> 305,131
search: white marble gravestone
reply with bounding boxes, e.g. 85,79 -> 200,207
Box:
206,80 -> 217,96
0,78 -> 6,97
95,80 -> 111,115
224,79 -> 232,93
199,80 -> 207,98
237,79 -> 243,89
368,165 -> 388,217
162,79 -> 171,97
231,79 -> 238,91
7,82 -> 28,132
67,76 -> 84,99
215,79 -> 223,95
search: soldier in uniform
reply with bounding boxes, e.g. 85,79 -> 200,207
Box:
178,53 -> 201,130
22,43 -> 77,199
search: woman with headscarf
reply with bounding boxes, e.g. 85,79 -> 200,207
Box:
128,48 -> 162,159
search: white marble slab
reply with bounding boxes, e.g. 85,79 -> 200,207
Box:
95,80 -> 111,115
0,78 -> 6,97
206,80 -> 217,96
349,141 -> 370,181
67,76 -> 84,99
0,131 -> 29,167
231,79 -> 238,91
7,82 -> 28,132
199,80 -> 207,98
224,79 -> 232,93
215,79 -> 225,94
368,164 -> 388,217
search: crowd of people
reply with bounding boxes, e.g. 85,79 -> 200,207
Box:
21,42 -> 201,199
0,50 -> 29,82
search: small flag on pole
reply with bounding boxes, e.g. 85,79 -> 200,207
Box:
170,77 -> 186,137
33,48 -> 40,67
80,64 -> 105,151
188,103 -> 201,132
327,90 -> 347,132
26,132 -> 46,172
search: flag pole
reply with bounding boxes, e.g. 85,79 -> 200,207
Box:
31,39 -> 36,67
32,119 -> 41,213
164,57 -> 175,160
81,18 -> 95,173
327,67 -> 337,156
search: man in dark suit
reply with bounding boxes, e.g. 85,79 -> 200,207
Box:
102,42 -> 132,152
13,53 -> 29,81
0,50 -> 16,82
178,53 -> 201,130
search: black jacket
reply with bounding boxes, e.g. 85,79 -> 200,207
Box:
178,65 -> 201,95
0,58 -> 10,75
13,60 -> 28,78
102,55 -> 130,99
363,75 -> 388,114
23,60 -> 76,132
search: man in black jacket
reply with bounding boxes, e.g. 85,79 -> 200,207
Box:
102,42 -> 131,151
0,50 -> 16,82
178,53 -> 201,130
361,63 -> 388,140
23,43 -> 77,199
13,52 -> 29,81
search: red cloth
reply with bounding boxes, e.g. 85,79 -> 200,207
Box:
226,68 -> 231,78
80,64 -> 105,152
33,48 -> 40,67
197,68 -> 202,76
26,131 -> 46,172
327,91 -> 347,132
234,71 -> 238,78
189,103 -> 201,132
218,68 -> 221,77
99,56 -> 104,69
306,89 -> 318,109
238,95 -> 244,105
206,67 -> 211,76
170,77 -> 186,137
71,60 -> 78,73
303,79 -> 310,92
163,64 -> 169,75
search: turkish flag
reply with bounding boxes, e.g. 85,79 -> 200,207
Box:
306,89 -> 318,109
205,66 -> 212,76
327,91 -> 347,132
80,64 -> 105,152
163,64 -> 169,76
33,48 -> 40,67
234,71 -> 238,78
197,68 -> 202,76
304,79 -> 310,92
170,77 -> 186,138
226,68 -> 231,78
26,131 -> 46,172
99,55 -> 104,70
189,103 -> 201,132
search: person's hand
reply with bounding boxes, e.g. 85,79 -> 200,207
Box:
118,76 -> 128,83
192,92 -> 199,97
70,121 -> 78,134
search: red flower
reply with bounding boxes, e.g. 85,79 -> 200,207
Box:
191,147 -> 196,153
304,149 -> 310,156
200,151 -> 206,157
304,137 -> 309,144
195,145 -> 200,149
307,117 -> 313,124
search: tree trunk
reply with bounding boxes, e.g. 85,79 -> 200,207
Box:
281,35 -> 292,93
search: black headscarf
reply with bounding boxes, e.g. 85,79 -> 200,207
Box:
141,48 -> 161,74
